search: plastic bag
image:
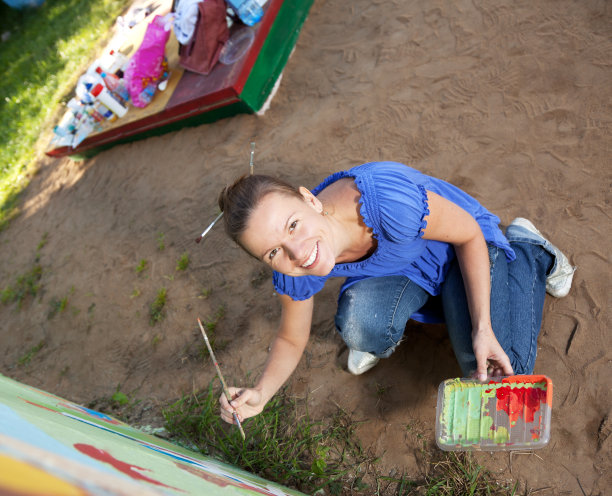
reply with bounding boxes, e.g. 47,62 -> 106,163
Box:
124,15 -> 172,107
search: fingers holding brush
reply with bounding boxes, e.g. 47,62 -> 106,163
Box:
219,387 -> 263,423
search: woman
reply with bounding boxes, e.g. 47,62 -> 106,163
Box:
216,161 -> 575,425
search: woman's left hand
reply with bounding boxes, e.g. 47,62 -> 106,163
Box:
471,328 -> 513,381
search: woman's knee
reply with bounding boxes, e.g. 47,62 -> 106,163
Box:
335,276 -> 427,356
335,293 -> 387,353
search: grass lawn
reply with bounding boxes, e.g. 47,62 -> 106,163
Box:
0,0 -> 131,230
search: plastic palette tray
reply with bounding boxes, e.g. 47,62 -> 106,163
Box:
436,375 -> 552,451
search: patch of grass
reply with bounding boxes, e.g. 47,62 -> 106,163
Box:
47,286 -> 75,318
198,305 -> 227,356
1,264 -> 43,307
135,259 -> 148,274
88,384 -> 141,422
421,452 -> 519,495
176,252 -> 189,271
130,287 -> 141,299
149,287 -> 167,325
36,232 -> 48,253
47,295 -> 69,318
163,383 -> 372,495
111,390 -> 129,406
0,0 -> 132,231
163,382 -> 519,495
199,287 -> 212,299
156,232 -> 165,251
18,340 -> 45,366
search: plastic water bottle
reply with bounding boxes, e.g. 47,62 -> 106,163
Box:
226,0 -> 263,26
95,67 -> 130,103
138,82 -> 157,106
90,83 -> 128,118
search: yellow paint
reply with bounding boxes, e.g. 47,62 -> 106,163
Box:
488,425 -> 509,443
0,455 -> 85,496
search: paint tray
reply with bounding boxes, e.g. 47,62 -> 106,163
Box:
435,375 -> 553,451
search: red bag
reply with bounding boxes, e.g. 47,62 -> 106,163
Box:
178,0 -> 229,75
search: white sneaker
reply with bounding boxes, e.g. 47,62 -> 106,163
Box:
347,349 -> 379,375
508,218 -> 576,298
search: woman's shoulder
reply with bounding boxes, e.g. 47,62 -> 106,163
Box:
349,161 -> 428,181
328,162 -> 430,242
352,162 -> 428,212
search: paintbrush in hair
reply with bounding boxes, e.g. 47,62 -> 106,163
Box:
194,142 -> 255,244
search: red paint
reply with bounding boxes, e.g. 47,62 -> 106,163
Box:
74,443 -> 182,491
176,462 -> 277,495
20,397 -> 57,413
495,386 -> 547,424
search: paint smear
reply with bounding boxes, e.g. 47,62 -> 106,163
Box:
436,376 -> 552,451
495,384 -> 547,425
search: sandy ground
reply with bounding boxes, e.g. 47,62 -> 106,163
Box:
1,0 -> 610,494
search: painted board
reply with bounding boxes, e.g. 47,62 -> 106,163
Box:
0,374 -> 306,495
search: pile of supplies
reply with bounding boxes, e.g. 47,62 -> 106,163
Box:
51,0 -> 267,149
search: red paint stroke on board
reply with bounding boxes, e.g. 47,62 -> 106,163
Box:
20,398 -> 57,413
74,443 -> 183,492
495,386 -> 547,424
175,462 -> 278,495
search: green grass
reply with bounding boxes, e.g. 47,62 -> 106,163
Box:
149,287 -> 167,325
163,383 -> 372,495
163,382 -> 520,495
198,305 -> 227,356
420,452 -> 519,495
135,259 -> 148,274
0,0 -> 131,230
47,295 -> 69,318
176,252 -> 189,271
1,263 -> 43,307
88,384 -> 142,422
18,340 -> 45,366
156,232 -> 165,251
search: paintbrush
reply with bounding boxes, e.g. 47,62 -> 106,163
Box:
194,211 -> 223,244
249,141 -> 255,175
194,142 -> 256,245
197,318 -> 246,440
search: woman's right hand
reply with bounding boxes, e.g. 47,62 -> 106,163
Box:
219,387 -> 265,424
219,295 -> 314,425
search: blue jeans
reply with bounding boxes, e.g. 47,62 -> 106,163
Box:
335,234 -> 554,375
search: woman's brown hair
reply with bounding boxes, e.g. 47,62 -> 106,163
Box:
217,174 -> 302,246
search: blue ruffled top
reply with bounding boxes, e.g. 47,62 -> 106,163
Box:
273,162 -> 515,322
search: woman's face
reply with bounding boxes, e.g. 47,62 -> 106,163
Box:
239,189 -> 338,277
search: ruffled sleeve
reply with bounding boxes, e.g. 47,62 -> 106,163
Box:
273,271 -> 327,301
355,162 -> 431,247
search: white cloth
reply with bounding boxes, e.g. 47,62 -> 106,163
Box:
174,0 -> 204,45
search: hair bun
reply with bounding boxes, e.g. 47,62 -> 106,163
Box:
217,186 -> 228,213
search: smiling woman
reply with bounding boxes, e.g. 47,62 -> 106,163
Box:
215,161 -> 576,426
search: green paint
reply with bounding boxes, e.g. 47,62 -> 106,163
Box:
489,425 -> 509,443
441,380 -> 494,445
438,379 -> 550,449
0,374 -> 307,495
